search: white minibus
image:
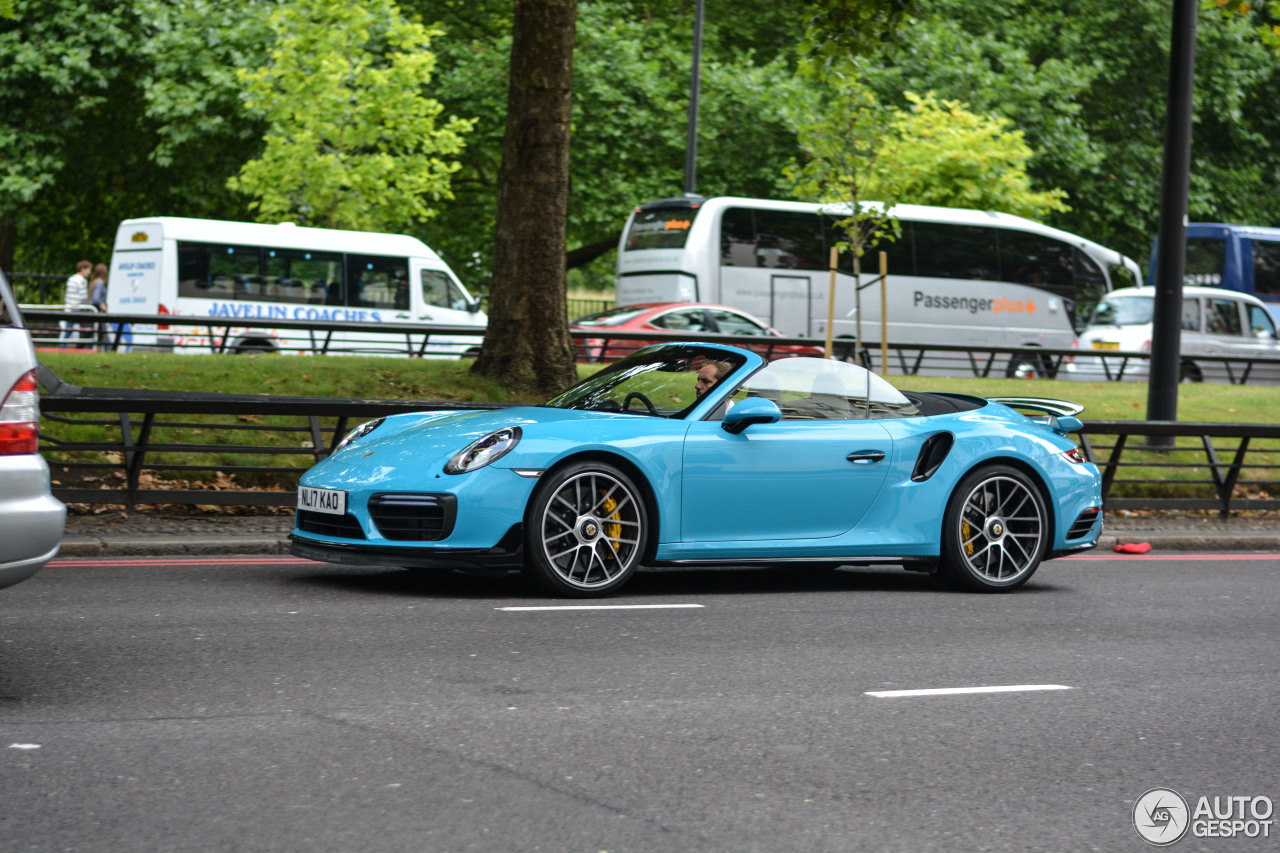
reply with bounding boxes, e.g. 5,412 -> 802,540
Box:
616,196 -> 1142,376
107,217 -> 486,356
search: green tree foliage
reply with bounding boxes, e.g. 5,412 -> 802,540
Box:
0,2 -> 141,271
861,0 -> 1280,262
228,0 -> 474,232
416,0 -> 819,291
867,92 -> 1069,219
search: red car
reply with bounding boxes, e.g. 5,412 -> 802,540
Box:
571,302 -> 826,363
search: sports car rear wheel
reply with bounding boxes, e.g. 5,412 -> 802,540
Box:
939,465 -> 1048,592
525,462 -> 648,597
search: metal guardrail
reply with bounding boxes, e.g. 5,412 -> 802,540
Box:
24,308 -> 1280,384
37,374 -> 1280,516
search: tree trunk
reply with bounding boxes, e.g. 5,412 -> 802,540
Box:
471,0 -> 578,397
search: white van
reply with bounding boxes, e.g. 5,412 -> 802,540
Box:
107,217 -> 486,356
1064,286 -> 1280,383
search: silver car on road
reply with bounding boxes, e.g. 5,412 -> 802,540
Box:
0,270 -> 65,588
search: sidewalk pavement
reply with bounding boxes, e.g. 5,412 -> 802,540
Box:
55,509 -> 1280,559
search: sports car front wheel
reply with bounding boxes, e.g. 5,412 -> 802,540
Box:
939,465 -> 1048,592
525,462 -> 648,597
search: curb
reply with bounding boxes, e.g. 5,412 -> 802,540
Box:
57,537 -> 294,558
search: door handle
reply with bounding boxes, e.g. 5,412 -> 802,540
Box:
847,450 -> 886,464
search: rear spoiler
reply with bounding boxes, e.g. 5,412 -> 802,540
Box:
988,397 -> 1085,436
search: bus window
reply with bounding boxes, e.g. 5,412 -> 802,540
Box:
625,205 -> 699,251
914,223 -> 997,281
178,242 -> 261,299
1252,239 -> 1280,298
720,207 -> 757,267
997,231 -> 1073,296
827,218 -> 912,275
752,210 -> 825,270
264,248 -> 342,305
347,255 -> 409,310
1184,237 -> 1226,287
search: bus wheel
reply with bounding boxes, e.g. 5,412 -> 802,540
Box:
1179,361 -> 1203,383
1006,353 -> 1049,380
234,340 -> 275,355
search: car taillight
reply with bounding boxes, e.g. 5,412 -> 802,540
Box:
1062,447 -> 1087,464
0,369 -> 40,455
1141,340 -> 1151,353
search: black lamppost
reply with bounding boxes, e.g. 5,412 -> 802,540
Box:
683,0 -> 705,194
1146,0 -> 1198,442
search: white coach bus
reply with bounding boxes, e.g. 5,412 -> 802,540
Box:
107,217 -> 486,356
615,196 -> 1142,376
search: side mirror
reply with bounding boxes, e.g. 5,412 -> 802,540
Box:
722,397 -> 782,434
469,298 -> 484,314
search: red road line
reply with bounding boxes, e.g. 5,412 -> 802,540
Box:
50,557 -> 313,568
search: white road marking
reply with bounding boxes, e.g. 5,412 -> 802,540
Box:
497,604 -> 705,612
865,684 -> 1072,698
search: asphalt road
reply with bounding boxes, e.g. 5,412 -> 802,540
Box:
3,553 -> 1278,852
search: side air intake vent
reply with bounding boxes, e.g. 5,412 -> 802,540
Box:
911,432 -> 955,482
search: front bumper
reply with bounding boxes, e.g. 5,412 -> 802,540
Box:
290,523 -> 525,571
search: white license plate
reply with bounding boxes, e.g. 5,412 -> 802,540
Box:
297,486 -> 347,516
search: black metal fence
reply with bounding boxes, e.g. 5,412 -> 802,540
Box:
37,374 -> 1280,515
23,307 -> 1280,384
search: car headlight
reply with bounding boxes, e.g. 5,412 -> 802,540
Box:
445,426 -> 522,474
336,418 -> 385,450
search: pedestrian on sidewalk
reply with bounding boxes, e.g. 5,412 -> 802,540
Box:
61,259 -> 92,347
88,262 -> 109,350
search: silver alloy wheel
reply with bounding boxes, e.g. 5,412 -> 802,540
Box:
536,469 -> 643,590
955,474 -> 1044,583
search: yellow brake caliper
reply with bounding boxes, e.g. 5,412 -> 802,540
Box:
601,492 -> 621,559
962,520 -> 975,556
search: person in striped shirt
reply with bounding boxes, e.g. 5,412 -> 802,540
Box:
61,259 -> 92,346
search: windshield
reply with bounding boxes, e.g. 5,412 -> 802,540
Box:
546,345 -> 748,417
624,205 -> 700,251
1090,295 -> 1153,327
728,357 -> 919,420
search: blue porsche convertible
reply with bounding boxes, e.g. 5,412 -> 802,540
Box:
291,344 -> 1103,596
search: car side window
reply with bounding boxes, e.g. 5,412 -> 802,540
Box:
1206,299 -> 1243,336
653,309 -> 708,332
709,309 -> 767,336
1181,298 -> 1201,331
1248,305 -> 1277,338
421,269 -> 464,310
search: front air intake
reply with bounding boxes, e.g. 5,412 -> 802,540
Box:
297,511 -> 367,540
368,493 -> 457,542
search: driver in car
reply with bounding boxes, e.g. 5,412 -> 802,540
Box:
694,360 -> 733,400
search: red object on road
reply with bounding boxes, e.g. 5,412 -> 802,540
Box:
1114,542 -> 1153,554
